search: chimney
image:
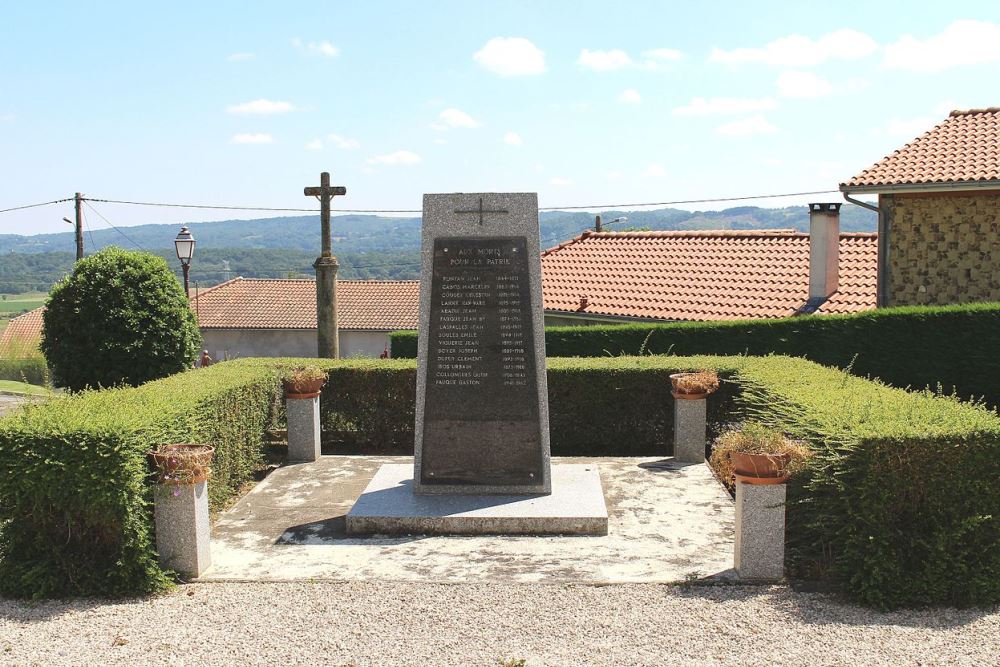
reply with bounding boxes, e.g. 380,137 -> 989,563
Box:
808,202 -> 841,299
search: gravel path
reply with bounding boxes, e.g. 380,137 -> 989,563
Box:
1,582 -> 996,666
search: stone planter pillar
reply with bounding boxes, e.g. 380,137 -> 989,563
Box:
154,481 -> 211,578
286,393 -> 321,462
673,397 -> 707,463
734,480 -> 786,580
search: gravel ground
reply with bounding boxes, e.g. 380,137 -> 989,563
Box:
1,582 -> 997,667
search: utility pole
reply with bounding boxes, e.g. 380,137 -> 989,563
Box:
64,193 -> 84,260
74,193 -> 84,260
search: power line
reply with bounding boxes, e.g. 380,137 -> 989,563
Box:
80,189 -> 842,214
0,198 -> 74,214
83,201 -> 146,251
3,189 -> 850,219
81,206 -> 96,253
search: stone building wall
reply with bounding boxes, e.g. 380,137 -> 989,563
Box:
883,191 -> 1000,306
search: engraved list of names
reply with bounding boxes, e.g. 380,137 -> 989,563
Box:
420,236 -> 543,488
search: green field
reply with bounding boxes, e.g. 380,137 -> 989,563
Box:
0,292 -> 47,317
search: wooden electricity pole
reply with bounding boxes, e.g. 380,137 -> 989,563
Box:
74,193 -> 84,260
303,172 -> 347,359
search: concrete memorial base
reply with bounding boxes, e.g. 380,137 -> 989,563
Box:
734,480 -> 786,580
346,463 -> 608,536
286,395 -> 321,462
154,481 -> 211,578
673,397 -> 707,463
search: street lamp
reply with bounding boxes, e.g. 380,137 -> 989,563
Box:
174,226 -> 196,297
594,215 -> 628,232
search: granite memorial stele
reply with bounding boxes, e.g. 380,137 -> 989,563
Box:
346,193 -> 608,535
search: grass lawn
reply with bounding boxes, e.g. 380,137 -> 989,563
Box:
0,380 -> 51,396
0,292 -> 47,318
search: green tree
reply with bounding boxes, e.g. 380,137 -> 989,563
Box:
41,247 -> 201,390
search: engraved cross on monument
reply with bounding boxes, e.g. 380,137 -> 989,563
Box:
303,171 -> 347,358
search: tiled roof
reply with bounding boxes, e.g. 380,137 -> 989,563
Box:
540,230 -> 877,321
843,108 -> 1000,188
0,307 -> 44,351
194,278 -> 420,330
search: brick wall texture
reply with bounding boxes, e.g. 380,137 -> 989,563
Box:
884,192 -> 1000,306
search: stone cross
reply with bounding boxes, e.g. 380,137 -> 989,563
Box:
303,171 -> 347,358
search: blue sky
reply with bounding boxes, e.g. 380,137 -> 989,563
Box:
2,1 -> 999,234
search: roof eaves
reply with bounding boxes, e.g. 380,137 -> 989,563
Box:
840,180 -> 1000,195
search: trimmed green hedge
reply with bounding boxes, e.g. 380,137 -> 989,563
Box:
0,361 -> 279,598
0,357 -> 47,386
3,355 -> 997,609
389,302 -> 1000,406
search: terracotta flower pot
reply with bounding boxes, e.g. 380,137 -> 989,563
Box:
149,444 -> 215,485
730,451 -> 791,485
283,377 -> 325,399
670,372 -> 717,400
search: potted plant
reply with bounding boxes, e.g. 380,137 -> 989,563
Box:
149,443 -> 215,485
670,369 -> 720,400
709,422 -> 810,486
282,366 -> 327,399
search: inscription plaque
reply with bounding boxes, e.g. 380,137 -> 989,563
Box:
421,237 -> 542,487
414,193 -> 551,495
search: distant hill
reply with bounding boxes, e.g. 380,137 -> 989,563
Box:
0,204 -> 876,293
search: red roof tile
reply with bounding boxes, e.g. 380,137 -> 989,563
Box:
540,230 -> 877,321
194,278 -> 419,330
0,307 -> 44,352
843,108 -> 1000,188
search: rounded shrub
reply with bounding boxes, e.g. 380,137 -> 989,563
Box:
41,246 -> 201,390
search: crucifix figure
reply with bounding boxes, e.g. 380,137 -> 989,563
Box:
454,196 -> 508,225
304,171 -> 347,358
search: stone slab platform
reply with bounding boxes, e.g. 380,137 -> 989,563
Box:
204,455 -> 736,584
346,464 -> 607,536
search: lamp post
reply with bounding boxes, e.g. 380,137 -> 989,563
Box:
174,226 -> 196,298
594,215 -> 628,232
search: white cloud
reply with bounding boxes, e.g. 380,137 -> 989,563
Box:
367,150 -> 421,166
619,88 -> 642,104
305,139 -> 323,150
673,96 -> 777,116
231,133 -> 274,144
883,20 -> 1000,73
549,176 -> 574,186
606,170 -> 624,181
327,134 -> 360,149
641,48 -> 683,69
578,48 -> 632,71
504,131 -> 523,146
0,113 -> 14,122
776,70 -> 834,98
474,37 -> 546,76
643,163 -> 667,178
438,108 -> 480,129
710,28 -> 877,66
227,52 -> 254,62
715,115 -> 777,137
292,37 -> 339,57
578,47 -> 683,72
227,99 -> 296,115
